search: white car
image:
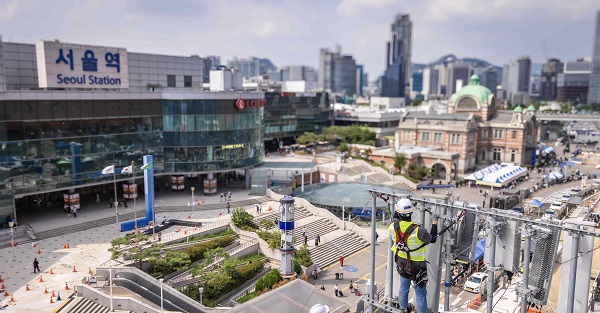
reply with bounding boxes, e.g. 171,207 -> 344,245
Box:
464,272 -> 488,293
561,194 -> 571,203
569,188 -> 581,197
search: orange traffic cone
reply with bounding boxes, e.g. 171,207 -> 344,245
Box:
49,295 -> 54,304
66,243 -> 70,249
0,275 -> 4,282
72,266 -> 77,273
194,226 -> 198,231
44,287 -> 48,294
187,214 -> 191,219
184,229 -> 187,235
1,283 -> 5,290
37,248 -> 41,254
25,284 -> 30,291
10,296 -> 15,303
51,290 -> 55,297
3,290 -> 8,296
39,275 -> 44,283
88,267 -> 93,275
63,243 -> 67,249
32,242 -> 37,248
64,283 -> 69,291
50,268 -> 54,275
176,227 -> 181,232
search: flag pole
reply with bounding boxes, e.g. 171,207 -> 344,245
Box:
132,161 -> 137,232
113,164 -> 119,238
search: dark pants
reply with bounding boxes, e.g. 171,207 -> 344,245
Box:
34,265 -> 40,273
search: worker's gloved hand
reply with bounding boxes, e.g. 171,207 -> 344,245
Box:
431,213 -> 440,221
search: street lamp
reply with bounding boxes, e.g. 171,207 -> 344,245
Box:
199,287 -> 203,305
114,201 -> 119,237
8,221 -> 15,261
191,187 -> 195,216
159,278 -> 164,313
109,265 -> 114,312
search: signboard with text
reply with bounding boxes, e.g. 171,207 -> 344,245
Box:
36,40 -> 129,89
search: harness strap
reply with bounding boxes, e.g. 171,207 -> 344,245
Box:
393,222 -> 419,264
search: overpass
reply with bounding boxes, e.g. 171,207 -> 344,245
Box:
535,113 -> 600,122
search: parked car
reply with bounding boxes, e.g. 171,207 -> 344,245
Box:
560,194 -> 571,203
569,188 -> 581,197
464,272 -> 488,293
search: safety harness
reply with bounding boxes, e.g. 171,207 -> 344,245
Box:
393,222 -> 428,285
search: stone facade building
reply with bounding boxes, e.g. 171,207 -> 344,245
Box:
395,75 -> 537,181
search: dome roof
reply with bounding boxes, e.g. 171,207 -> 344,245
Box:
453,74 -> 493,104
513,105 -> 523,112
527,104 -> 536,111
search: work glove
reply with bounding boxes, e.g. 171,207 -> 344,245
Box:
431,213 -> 440,222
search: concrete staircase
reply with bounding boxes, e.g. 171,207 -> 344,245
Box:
254,206 -> 312,228
19,197 -> 270,244
294,216 -> 337,245
309,230 -> 369,269
64,297 -> 113,313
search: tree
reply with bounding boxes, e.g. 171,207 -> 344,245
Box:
394,153 -> 407,174
296,132 -> 319,145
231,208 -> 256,229
151,250 -> 191,276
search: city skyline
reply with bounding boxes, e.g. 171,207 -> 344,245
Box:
0,0 -> 597,78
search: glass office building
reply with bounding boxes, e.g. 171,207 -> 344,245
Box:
0,39 -> 264,223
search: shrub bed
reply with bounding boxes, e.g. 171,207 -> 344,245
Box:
180,236 -> 235,263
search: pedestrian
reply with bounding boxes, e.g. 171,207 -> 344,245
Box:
165,182 -> 169,191
227,202 -> 231,214
479,189 -> 482,195
72,206 -> 77,218
117,200 -> 122,208
33,258 -> 40,273
109,198 -> 113,208
304,235 -> 308,246
340,255 -> 344,267
220,193 -> 224,202
123,199 -> 128,208
334,284 -> 339,297
312,268 -> 317,280
375,232 -> 379,241
228,191 -> 232,201
158,232 -> 162,242
432,187 -> 436,194
482,200 -> 485,208
66,205 -> 71,218
56,292 -> 61,301
96,193 -> 100,203
302,226 -> 306,238
314,236 -> 319,247
456,193 -> 460,201
256,203 -> 260,214
349,280 -> 355,293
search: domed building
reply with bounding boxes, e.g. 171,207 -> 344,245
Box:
395,74 -> 537,181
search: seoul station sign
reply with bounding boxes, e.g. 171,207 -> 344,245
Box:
36,40 -> 129,89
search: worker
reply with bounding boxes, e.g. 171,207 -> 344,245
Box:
388,198 -> 439,313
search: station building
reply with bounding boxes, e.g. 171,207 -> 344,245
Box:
0,39 -> 265,222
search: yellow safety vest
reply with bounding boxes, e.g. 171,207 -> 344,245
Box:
388,221 -> 426,262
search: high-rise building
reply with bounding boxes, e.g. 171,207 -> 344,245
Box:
447,61 -> 471,93
500,64 -> 510,99
540,58 -> 563,100
557,59 -> 592,103
318,46 -> 357,95
506,56 -> 532,102
280,66 -> 317,84
227,57 -> 260,79
202,56 -> 221,83
412,70 -> 423,93
356,65 -> 364,96
381,14 -> 412,98
588,11 -> 600,104
477,66 -> 499,94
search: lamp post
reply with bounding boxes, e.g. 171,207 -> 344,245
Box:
191,187 -> 195,216
199,287 -> 203,305
114,201 -> 119,237
8,221 -> 15,262
109,265 -> 114,312
132,160 -> 137,231
159,278 -> 164,313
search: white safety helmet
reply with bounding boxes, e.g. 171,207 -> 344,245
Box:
309,304 -> 330,313
395,198 -> 414,215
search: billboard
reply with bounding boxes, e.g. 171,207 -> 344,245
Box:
36,40 -> 129,89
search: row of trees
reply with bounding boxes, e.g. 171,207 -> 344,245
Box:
296,125 -> 376,146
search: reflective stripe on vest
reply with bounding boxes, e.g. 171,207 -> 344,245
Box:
388,221 -> 426,261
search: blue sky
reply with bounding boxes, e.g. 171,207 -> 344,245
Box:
0,0 -> 597,77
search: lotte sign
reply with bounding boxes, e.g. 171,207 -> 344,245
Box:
235,98 -> 266,110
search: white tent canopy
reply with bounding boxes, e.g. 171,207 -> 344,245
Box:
465,164 -> 527,187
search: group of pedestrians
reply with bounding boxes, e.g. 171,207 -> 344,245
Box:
220,191 -> 232,202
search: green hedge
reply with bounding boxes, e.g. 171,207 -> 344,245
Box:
180,236 -> 235,263
255,269 -> 281,291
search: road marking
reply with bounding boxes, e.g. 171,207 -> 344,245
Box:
341,259 -> 388,292
451,296 -> 462,306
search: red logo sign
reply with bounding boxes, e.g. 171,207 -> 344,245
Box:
235,98 -> 266,110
